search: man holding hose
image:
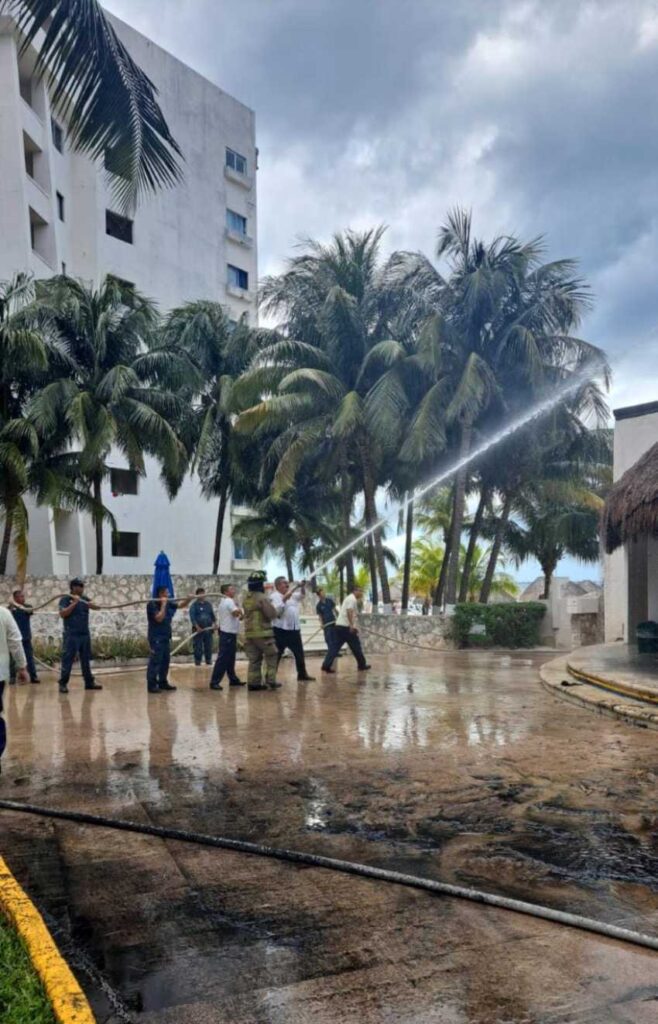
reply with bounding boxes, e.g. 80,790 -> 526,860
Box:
146,587 -> 191,693
58,578 -> 102,694
321,585 -> 371,673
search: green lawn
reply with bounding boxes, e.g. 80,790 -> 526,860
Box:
0,915 -> 55,1024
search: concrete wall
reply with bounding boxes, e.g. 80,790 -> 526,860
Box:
0,14 -> 259,578
604,403 -> 658,641
359,614 -> 451,653
0,574 -> 248,643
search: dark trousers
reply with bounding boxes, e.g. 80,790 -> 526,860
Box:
59,633 -> 95,688
147,637 -> 171,688
211,632 -> 240,685
0,680 -> 5,762
323,624 -> 337,655
192,629 -> 213,665
10,638 -> 38,683
322,626 -> 367,671
274,627 -> 309,679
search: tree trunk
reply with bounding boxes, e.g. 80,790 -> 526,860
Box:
212,478 -> 230,575
285,552 -> 294,581
401,497 -> 414,613
458,484 -> 490,603
444,426 -> 472,605
361,449 -> 391,609
540,556 -> 559,599
92,474 -> 103,575
339,564 -> 345,604
340,470 -> 355,590
433,528 -> 452,611
0,513 -> 12,575
366,533 -> 379,608
302,540 -> 316,589
479,492 -> 513,603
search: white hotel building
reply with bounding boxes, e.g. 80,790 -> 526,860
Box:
0,12 -> 260,578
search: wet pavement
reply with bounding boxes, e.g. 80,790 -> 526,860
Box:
1,650 -> 658,1023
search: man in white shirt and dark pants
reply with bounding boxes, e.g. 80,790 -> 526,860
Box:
271,577 -> 315,682
321,585 -> 371,673
210,584 -> 245,690
1,606 -> 28,771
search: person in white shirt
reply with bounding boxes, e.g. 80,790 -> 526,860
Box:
321,585 -> 371,673
1,606 -> 28,769
210,584 -> 245,690
271,577 -> 315,681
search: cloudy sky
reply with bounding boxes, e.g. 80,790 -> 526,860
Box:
106,0 -> 658,583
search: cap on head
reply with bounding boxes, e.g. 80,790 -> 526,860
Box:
70,577 -> 84,589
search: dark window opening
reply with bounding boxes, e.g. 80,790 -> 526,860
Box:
110,468 -> 139,495
227,264 -> 248,290
106,210 -> 133,244
233,539 -> 254,560
56,192 -> 65,221
51,118 -> 63,153
112,531 -> 140,557
225,147 -> 247,175
226,209 -> 247,236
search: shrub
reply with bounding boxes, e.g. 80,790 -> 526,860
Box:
450,602 -> 546,649
33,635 -> 152,663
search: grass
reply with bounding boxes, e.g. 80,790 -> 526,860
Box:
0,914 -> 56,1024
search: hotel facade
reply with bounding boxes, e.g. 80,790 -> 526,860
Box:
0,12 -> 259,577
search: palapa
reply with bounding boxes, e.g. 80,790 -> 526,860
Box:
602,441 -> 658,553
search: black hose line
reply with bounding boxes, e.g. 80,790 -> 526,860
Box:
1,798 -> 657,953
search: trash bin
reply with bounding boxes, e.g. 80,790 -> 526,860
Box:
636,620 -> 658,654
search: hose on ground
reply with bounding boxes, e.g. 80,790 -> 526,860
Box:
1,798 -> 656,953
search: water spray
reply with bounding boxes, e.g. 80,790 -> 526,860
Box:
311,365 -> 604,582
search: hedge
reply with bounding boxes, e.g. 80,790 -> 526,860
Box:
450,602 -> 546,649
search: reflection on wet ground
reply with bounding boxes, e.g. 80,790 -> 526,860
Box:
2,650 -> 658,1022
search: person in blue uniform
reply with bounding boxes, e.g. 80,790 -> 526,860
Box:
189,587 -> 216,666
58,578 -> 102,694
315,587 -> 337,657
147,587 -> 191,693
9,589 -> 40,684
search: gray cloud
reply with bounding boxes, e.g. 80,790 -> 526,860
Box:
106,0 -> 658,406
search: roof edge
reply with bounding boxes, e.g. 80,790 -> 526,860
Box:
614,400 -> 658,422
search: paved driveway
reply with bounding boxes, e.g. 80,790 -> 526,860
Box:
1,650 -> 657,1022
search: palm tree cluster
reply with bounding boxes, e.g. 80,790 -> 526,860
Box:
0,211 -> 611,600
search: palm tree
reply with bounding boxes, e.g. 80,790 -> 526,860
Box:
232,491 -> 338,581
28,275 -> 184,573
502,480 -> 604,599
161,302 -> 273,574
2,0 -> 183,209
406,537 -> 445,603
240,228 -> 409,609
459,543 -> 518,602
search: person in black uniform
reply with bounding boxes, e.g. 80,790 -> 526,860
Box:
315,587 -> 337,657
189,587 -> 216,666
9,589 -> 40,684
58,578 -> 102,694
147,587 -> 191,693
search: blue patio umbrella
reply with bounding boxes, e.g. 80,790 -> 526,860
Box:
152,551 -> 174,598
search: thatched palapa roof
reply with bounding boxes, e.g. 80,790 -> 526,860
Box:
602,441 -> 658,553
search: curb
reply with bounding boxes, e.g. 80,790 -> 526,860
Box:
539,655 -> 658,731
0,856 -> 95,1023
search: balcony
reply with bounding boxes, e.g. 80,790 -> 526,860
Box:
225,226 -> 254,249
224,165 -> 253,190
20,99 -> 45,148
226,284 -> 252,302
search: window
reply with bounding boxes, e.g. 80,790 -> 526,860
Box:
227,264 -> 248,290
110,468 -> 139,496
233,539 -> 254,560
24,148 -> 35,178
225,147 -> 247,175
51,118 -> 63,153
111,531 -> 140,557
226,209 -> 247,236
106,210 -> 133,244
56,192 -> 65,221
61,261 -> 67,275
